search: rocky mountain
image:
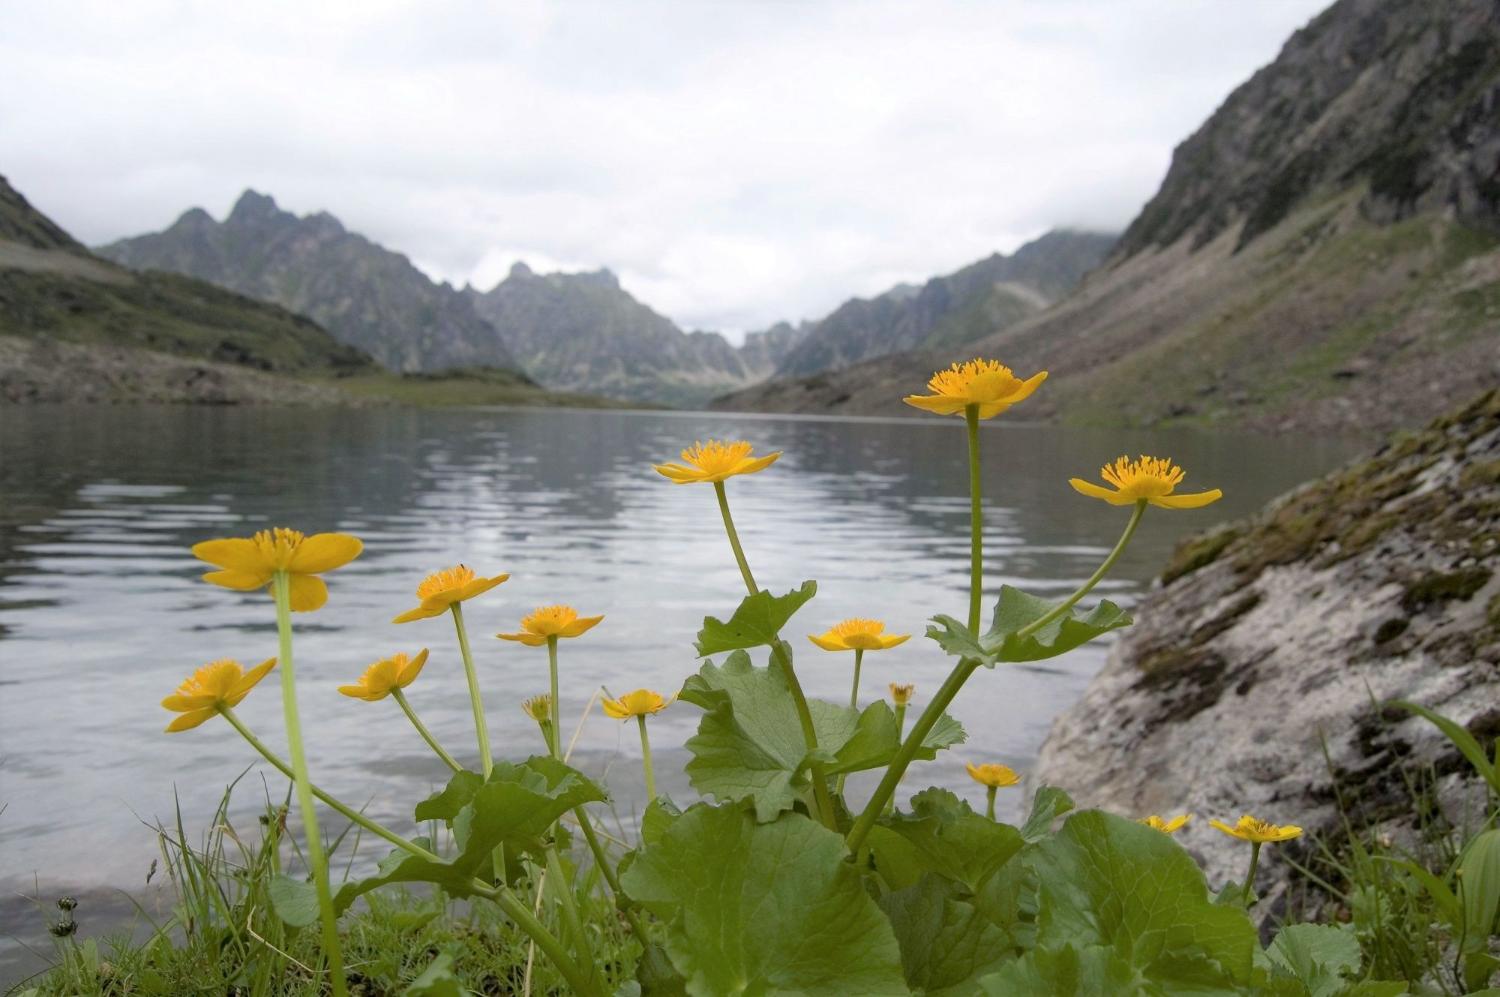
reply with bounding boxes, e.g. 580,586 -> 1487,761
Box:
717,0 -> 1500,436
1035,388 -> 1500,916
465,262 -> 766,405
0,175 -> 379,403
99,191 -> 520,374
737,320 -> 813,379
772,229 -> 1115,379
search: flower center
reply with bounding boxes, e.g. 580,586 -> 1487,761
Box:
681,440 -> 753,474
179,659 -> 243,698
251,528 -> 307,570
1098,455 -> 1185,498
831,618 -> 885,639
523,605 -> 578,634
417,565 -> 475,599
927,360 -> 1017,399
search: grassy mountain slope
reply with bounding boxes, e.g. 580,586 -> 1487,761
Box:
716,0 -> 1500,435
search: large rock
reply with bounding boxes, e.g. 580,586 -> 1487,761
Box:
1034,390 -> 1500,917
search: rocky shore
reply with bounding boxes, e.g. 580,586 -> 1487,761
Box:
1035,390 -> 1500,918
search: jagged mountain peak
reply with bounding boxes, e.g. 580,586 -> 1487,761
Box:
227,188 -> 283,224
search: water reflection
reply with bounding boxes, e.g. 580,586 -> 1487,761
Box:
0,405 -> 1362,977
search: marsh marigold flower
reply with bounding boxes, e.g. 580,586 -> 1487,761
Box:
1069,455 -> 1222,510
337,649 -> 429,702
966,762 -> 1021,788
1210,814 -> 1302,843
653,440 -> 781,484
161,658 -> 277,732
192,528 -> 362,612
497,605 -> 604,646
602,689 -> 673,720
889,683 -> 915,706
903,359 -> 1047,419
808,618 -> 911,652
1140,814 -> 1193,834
393,565 -> 510,624
521,694 -> 553,724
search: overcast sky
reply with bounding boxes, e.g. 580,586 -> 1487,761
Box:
1,0 -> 1330,338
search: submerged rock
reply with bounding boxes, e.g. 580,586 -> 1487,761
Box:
1035,390 -> 1500,919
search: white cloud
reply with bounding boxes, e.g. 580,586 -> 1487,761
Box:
0,0 -> 1330,339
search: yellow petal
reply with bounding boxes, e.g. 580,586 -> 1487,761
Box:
559,615 -> 604,639
202,568 -> 272,591
286,574 -> 329,612
165,708 -> 217,732
807,634 -> 847,652
392,604 -> 445,624
1208,819 -> 1240,839
161,693 -> 217,711
458,574 -> 509,603
288,533 -> 363,574
192,538 -> 267,573
601,698 -> 631,719
902,394 -> 966,415
399,649 -> 430,687
1068,479 -> 1132,505
654,462 -> 705,483
228,657 -> 278,702
337,684 -> 373,699
878,633 -> 912,649
733,452 -> 781,476
1007,370 -> 1047,404
497,631 -> 547,646
1151,489 -> 1224,510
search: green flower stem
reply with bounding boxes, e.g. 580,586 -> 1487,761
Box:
1243,842 -> 1262,906
712,479 -> 839,831
572,806 -> 652,948
966,405 -> 983,632
848,648 -> 864,710
545,846 -> 599,988
638,715 -> 657,802
547,637 -> 562,759
986,786 -> 997,821
849,503 -> 1147,852
1013,500 -> 1146,641
221,707 -> 602,997
883,701 -> 907,817
391,689 -> 461,773
270,573 -> 346,997
449,603 -> 492,778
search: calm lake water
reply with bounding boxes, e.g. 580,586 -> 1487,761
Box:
0,405 -> 1364,981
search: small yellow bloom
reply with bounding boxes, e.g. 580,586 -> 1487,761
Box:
1069,455 -> 1223,510
1209,815 -> 1303,843
392,565 -> 510,624
602,689 -> 673,720
192,528 -> 362,612
1140,814 -> 1193,834
808,618 -> 911,653
889,683 -> 915,706
966,762 -> 1021,788
497,605 -> 604,646
903,359 -> 1047,420
521,694 -> 553,725
161,658 -> 277,732
653,440 -> 781,484
337,649 -> 429,702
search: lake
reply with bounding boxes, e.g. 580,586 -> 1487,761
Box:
0,405 -> 1364,982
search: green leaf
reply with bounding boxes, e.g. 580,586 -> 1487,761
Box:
1458,829 -> 1500,951
405,949 -> 464,996
928,584 -> 1132,666
695,581 -> 816,655
620,803 -> 907,996
867,788 -> 1025,892
1018,786 -> 1075,842
379,836 -> 433,877
641,796 -> 682,847
1265,924 -> 1361,997
414,770 -> 484,823
681,651 -> 963,821
979,944 -> 1143,995
267,873 -> 320,927
879,873 -> 1023,996
332,757 -> 604,913
1024,810 -> 1257,991
1389,700 -> 1499,793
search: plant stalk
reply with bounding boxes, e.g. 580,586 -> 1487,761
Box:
270,572 -> 346,997
638,715 -> 657,802
450,603 -> 492,778
1243,841 -> 1262,906
966,405 -> 983,632
392,688 -> 462,773
986,785 -> 997,821
547,637 -> 562,758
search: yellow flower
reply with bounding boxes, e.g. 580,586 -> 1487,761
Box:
889,683 -> 915,706
521,694 -> 553,724
161,658 -> 277,732
653,440 -> 781,484
966,762 -> 1021,788
337,649 -> 429,702
192,529 -> 362,612
1069,455 -> 1223,510
1210,815 -> 1303,843
602,689 -> 673,720
1140,814 -> 1193,834
497,605 -> 604,646
808,618 -> 911,652
903,359 -> 1047,419
392,565 -> 510,624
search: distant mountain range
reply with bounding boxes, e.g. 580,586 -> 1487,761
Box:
717,0 -> 1500,435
